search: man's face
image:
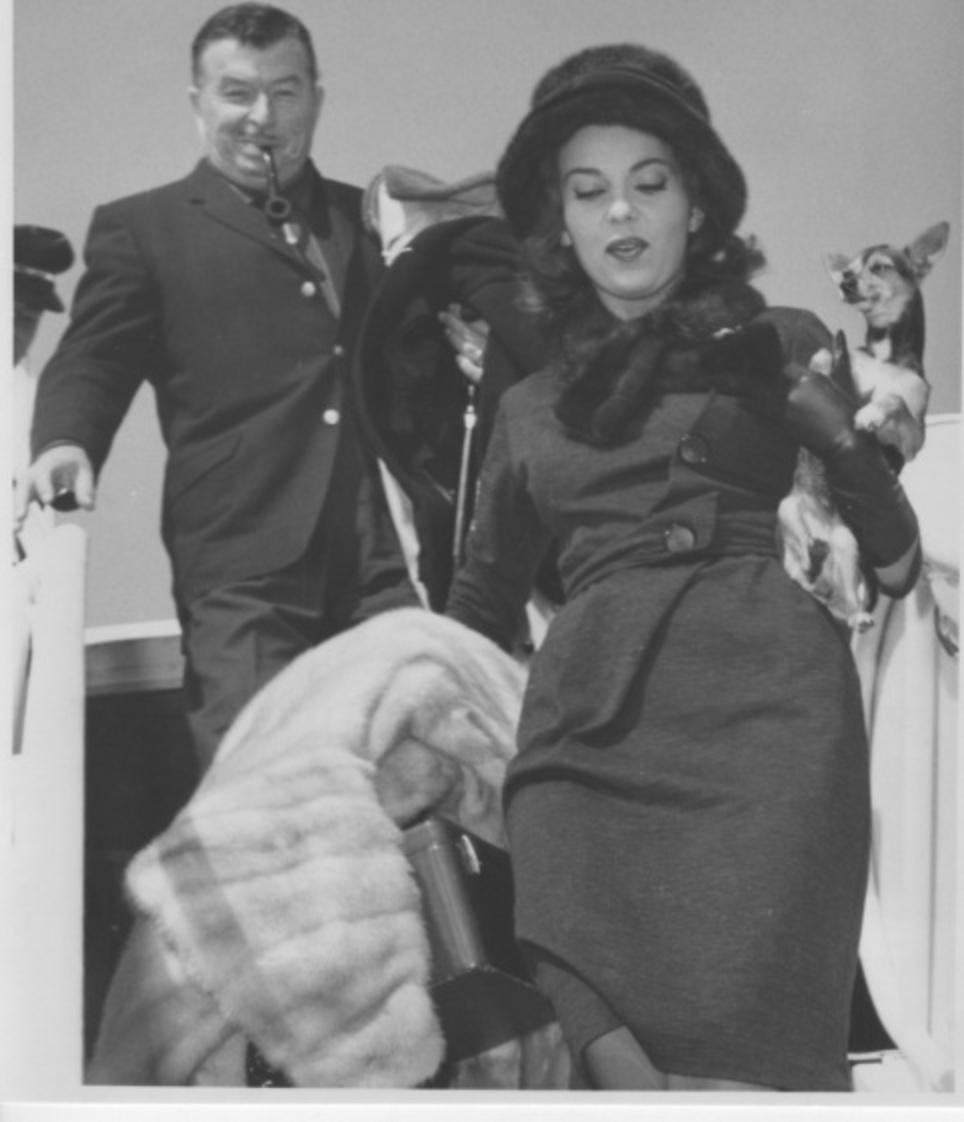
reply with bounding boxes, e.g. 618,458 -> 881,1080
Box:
190,36 -> 323,191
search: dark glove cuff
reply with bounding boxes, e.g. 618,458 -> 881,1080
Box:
824,440 -> 920,568
877,540 -> 923,599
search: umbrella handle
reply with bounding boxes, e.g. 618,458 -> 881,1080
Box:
452,384 -> 478,568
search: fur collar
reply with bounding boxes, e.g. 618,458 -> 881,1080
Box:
553,280 -> 771,445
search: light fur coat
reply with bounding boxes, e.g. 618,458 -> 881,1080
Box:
88,609 -> 557,1088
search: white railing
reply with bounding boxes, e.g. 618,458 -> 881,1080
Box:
3,523 -> 88,1099
851,413 -> 960,1093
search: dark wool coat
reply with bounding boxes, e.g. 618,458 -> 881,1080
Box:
447,306 -> 873,1091
352,216 -> 549,608
33,160 -> 383,606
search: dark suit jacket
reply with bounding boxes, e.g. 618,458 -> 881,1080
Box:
33,160 -> 384,604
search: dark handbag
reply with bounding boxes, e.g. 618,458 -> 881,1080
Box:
246,814 -> 556,1086
401,815 -> 556,1061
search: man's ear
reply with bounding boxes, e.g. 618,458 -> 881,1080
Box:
188,85 -> 200,114
187,86 -> 207,144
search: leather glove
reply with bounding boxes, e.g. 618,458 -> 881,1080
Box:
777,362 -> 921,582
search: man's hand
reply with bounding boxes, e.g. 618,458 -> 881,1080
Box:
14,443 -> 96,526
439,303 -> 490,385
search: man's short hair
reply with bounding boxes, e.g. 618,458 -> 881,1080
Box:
191,3 -> 318,83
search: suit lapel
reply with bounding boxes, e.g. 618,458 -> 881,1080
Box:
187,160 -> 361,306
304,173 -> 358,306
187,159 -> 302,264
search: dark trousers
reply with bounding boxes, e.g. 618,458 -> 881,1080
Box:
180,437 -> 419,771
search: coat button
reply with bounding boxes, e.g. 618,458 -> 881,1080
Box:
332,344 -> 345,358
322,408 -> 340,426
300,280 -> 317,297
664,522 -> 696,553
678,433 -> 709,465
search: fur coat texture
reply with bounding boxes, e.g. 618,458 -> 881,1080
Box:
88,609 -> 553,1088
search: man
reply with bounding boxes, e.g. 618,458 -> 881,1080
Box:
17,4 -> 418,768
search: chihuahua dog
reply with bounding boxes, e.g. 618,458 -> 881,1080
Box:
779,221 -> 949,629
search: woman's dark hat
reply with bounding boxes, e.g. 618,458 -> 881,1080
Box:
496,44 -> 747,251
14,225 -> 75,313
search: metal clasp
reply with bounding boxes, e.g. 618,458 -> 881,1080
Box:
457,833 -> 482,876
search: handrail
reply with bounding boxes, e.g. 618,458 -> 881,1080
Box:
3,524 -> 87,1098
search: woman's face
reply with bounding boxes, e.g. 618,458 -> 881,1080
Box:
558,125 -> 697,320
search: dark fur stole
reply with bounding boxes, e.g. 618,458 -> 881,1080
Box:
553,281 -> 782,445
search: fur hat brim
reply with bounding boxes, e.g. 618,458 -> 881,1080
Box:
496,67 -> 747,251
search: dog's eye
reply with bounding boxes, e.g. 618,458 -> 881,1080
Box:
869,260 -> 895,276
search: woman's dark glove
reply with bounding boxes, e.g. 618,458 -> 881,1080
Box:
778,363 -> 921,587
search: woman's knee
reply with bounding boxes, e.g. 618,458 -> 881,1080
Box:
667,1072 -> 775,1091
581,1027 -> 776,1092
582,1026 -> 667,1090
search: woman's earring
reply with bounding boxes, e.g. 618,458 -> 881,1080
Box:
560,229 -> 573,247
688,209 -> 704,234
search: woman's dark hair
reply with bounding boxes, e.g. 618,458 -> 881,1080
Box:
191,3 -> 318,84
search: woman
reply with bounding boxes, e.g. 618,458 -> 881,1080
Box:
445,43 -> 921,1092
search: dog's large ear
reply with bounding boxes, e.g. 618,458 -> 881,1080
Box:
906,221 -> 950,278
823,250 -> 852,285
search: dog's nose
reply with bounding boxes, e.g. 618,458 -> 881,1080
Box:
841,273 -> 858,298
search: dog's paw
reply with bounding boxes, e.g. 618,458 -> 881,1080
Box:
854,398 -> 925,461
